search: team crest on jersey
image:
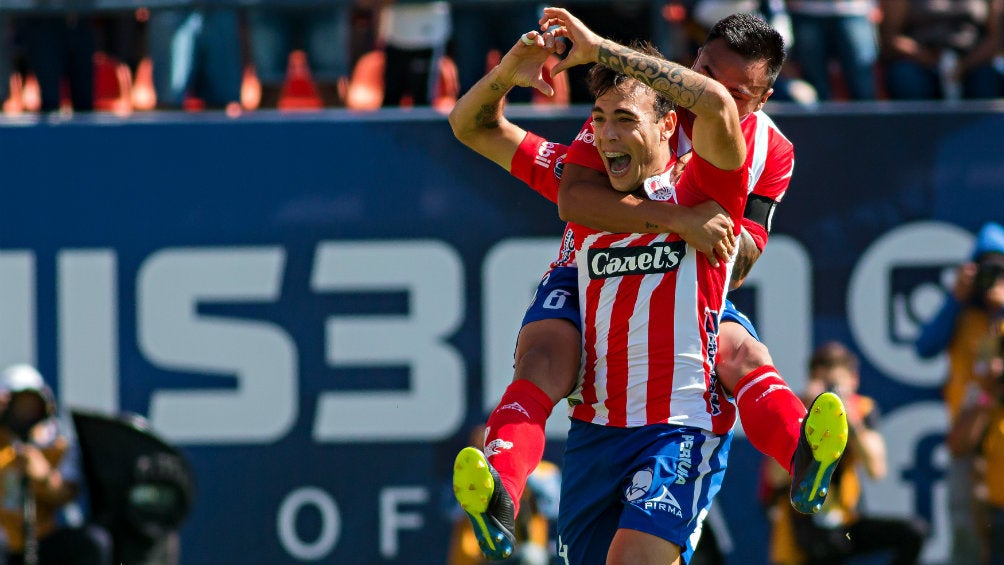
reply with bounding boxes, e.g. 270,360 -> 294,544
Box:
704,308 -> 723,416
554,154 -> 566,179
587,241 -> 686,279
643,172 -> 677,202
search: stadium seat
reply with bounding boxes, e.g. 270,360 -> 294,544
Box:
240,65 -> 261,110
131,57 -> 157,111
346,49 -> 385,110
432,54 -> 460,112
2,73 -> 29,114
277,50 -> 323,111
346,49 -> 460,111
93,52 -> 133,115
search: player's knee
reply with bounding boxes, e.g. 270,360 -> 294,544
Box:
513,323 -> 581,403
717,330 -> 773,392
513,349 -> 578,403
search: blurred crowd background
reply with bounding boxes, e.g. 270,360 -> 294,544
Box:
1,0 -> 1003,116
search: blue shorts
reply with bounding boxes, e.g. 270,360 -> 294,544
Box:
721,299 -> 759,341
521,266 -> 581,330
557,419 -> 732,565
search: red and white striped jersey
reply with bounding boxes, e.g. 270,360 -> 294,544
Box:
566,137 -> 748,434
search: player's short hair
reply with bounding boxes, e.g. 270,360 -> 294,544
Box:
808,341 -> 860,374
586,40 -> 675,119
704,13 -> 786,87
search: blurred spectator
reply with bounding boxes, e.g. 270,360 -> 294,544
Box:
0,15 -> 12,109
445,424 -> 557,565
945,316 -> 1004,565
378,0 -> 451,107
686,0 -> 818,102
916,221 -> 1004,565
879,0 -> 1003,101
451,1 -> 540,104
0,364 -> 112,565
93,12 -> 144,75
19,14 -> 96,112
247,1 -> 352,108
690,504 -> 732,565
146,6 -> 242,110
785,0 -> 878,100
761,342 -> 926,565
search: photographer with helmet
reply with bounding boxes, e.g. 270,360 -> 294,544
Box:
917,221 -> 1004,565
0,364 -> 110,565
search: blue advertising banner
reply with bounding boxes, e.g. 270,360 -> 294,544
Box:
1,102 -> 1003,564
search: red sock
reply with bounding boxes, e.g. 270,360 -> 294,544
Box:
734,365 -> 807,473
483,379 -> 554,517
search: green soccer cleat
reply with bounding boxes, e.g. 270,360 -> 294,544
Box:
789,391 -> 849,514
453,446 -> 516,560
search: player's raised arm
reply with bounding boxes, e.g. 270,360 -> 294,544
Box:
541,6 -> 746,170
448,31 -> 563,170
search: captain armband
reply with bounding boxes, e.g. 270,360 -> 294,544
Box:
744,194 -> 778,232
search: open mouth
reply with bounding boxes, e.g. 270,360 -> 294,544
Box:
604,152 -> 632,176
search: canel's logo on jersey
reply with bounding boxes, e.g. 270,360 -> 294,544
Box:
644,486 -> 683,517
574,128 -> 595,146
587,241 -> 686,279
625,468 -> 653,502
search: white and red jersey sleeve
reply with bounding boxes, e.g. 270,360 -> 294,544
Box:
508,131 -> 579,269
675,109 -> 794,250
565,118 -> 606,173
509,132 -> 568,204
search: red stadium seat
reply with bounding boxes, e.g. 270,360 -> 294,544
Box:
93,52 -> 133,115
131,57 -> 156,111
432,54 -> 460,112
347,49 -> 460,111
277,50 -> 323,111
346,49 -> 385,110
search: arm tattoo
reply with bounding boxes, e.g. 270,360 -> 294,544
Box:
475,81 -> 507,128
597,40 -> 706,109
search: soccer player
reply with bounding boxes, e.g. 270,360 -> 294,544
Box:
537,12 -> 754,563
448,16 -> 845,564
